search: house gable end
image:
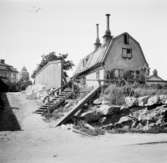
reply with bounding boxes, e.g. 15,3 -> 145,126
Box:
103,32 -> 149,71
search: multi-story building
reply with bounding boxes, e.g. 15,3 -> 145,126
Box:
0,59 -> 18,83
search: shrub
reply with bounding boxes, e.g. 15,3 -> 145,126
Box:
103,84 -> 167,105
103,85 -> 133,105
17,80 -> 32,91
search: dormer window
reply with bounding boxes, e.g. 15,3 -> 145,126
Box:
122,48 -> 132,59
82,56 -> 89,67
124,33 -> 129,45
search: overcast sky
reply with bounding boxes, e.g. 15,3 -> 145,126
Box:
0,0 -> 167,79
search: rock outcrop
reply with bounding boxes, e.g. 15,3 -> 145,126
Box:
80,95 -> 167,133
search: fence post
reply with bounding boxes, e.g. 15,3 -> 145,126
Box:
72,79 -> 75,94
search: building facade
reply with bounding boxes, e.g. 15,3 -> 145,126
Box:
34,60 -> 63,89
0,59 -> 18,83
74,14 -> 149,87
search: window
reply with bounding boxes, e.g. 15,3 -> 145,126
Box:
122,48 -> 132,59
127,48 -> 132,58
96,71 -> 99,80
124,33 -> 129,44
136,71 -> 140,80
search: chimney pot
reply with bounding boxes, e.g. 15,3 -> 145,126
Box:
106,14 -> 110,31
103,13 -> 112,43
94,24 -> 101,49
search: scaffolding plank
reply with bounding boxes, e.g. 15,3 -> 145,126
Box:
55,86 -> 100,127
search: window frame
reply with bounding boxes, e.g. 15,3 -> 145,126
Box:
122,48 -> 132,59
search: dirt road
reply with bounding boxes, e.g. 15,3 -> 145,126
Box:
0,92 -> 167,163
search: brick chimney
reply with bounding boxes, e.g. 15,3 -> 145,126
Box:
103,14 -> 112,43
94,24 -> 101,49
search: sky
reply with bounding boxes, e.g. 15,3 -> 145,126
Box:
0,0 -> 167,79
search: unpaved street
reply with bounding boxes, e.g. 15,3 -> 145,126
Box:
0,92 -> 167,163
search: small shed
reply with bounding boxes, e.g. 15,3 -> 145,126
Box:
147,69 -> 167,87
34,60 -> 63,89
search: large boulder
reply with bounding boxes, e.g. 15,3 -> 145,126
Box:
131,105 -> 167,131
146,95 -> 160,106
96,105 -> 111,115
137,96 -> 149,107
96,105 -> 121,116
159,95 -> 167,105
93,98 -> 103,105
125,97 -> 137,107
80,109 -> 103,122
115,116 -> 133,128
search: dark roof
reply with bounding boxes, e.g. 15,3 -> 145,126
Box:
74,32 -> 149,76
8,66 -> 18,72
148,74 -> 164,81
0,63 -> 18,73
74,44 -> 108,75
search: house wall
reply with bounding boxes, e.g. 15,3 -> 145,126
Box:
0,67 -> 18,83
10,72 -> 18,83
85,68 -> 105,87
0,70 -> 8,78
34,60 -> 62,89
104,34 -> 149,73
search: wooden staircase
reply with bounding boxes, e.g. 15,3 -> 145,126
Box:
34,80 -> 74,116
34,78 -> 102,127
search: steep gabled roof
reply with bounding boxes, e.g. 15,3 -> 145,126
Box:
74,32 -> 149,76
74,43 -> 110,75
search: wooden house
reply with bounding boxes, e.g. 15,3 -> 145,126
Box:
74,14 -> 149,87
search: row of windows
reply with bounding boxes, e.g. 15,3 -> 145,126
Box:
106,70 -> 141,79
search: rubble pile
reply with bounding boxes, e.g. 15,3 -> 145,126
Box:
49,93 -> 167,134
